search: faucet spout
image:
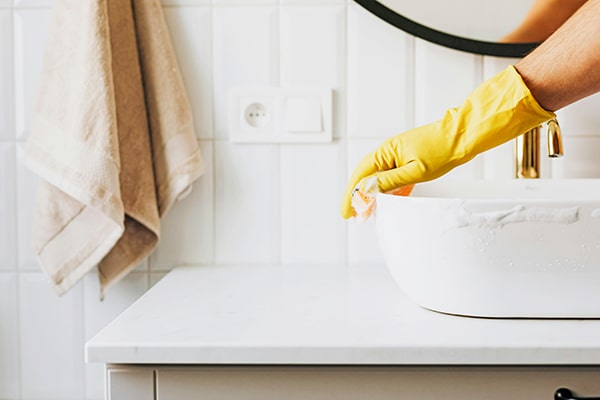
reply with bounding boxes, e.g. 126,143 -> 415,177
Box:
547,119 -> 564,158
514,119 -> 564,179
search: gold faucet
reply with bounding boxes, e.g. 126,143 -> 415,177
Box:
515,119 -> 564,179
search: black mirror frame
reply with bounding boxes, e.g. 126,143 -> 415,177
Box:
355,0 -> 540,58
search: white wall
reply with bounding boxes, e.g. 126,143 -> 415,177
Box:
2,0 -> 600,399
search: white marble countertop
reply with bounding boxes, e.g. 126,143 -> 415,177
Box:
85,264 -> 600,365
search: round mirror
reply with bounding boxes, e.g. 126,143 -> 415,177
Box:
354,0 -> 540,57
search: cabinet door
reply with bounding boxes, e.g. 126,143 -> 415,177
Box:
156,366 -> 600,400
107,368 -> 154,400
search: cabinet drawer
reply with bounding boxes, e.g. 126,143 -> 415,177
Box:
156,366 -> 600,400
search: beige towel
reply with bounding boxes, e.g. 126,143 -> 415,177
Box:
25,0 -> 204,296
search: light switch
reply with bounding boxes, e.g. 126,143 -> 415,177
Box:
284,96 -> 322,133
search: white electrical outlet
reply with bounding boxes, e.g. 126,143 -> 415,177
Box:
229,87 -> 332,143
244,102 -> 270,128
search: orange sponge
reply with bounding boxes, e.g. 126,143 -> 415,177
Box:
351,182 -> 414,221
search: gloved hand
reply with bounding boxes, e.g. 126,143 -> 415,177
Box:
341,65 -> 555,219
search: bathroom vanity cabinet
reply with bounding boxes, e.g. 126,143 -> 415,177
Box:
87,265 -> 600,400
107,365 -> 600,400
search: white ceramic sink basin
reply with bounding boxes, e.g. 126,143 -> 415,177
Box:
376,179 -> 600,318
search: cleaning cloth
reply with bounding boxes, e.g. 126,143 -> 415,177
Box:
25,0 -> 204,296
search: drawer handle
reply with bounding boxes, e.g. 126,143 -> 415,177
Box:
555,388 -> 600,400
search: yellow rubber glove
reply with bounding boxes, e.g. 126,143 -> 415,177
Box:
341,65 -> 555,219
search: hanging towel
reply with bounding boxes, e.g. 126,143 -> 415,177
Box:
25,0 -> 204,296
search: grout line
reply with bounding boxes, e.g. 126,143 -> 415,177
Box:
411,36 -> 419,129
9,3 -> 24,397
341,2 -> 349,266
208,1 -> 218,264
276,0 -> 283,265
474,54 -> 485,179
80,267 -> 88,399
407,35 -> 416,130
206,139 -> 216,267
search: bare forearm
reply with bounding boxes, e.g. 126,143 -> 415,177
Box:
516,0 -> 600,111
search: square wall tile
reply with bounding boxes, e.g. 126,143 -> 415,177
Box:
84,271 -> 148,400
150,141 -> 214,271
19,272 -> 85,399
213,0 -> 275,4
14,0 -> 54,7
0,11 -> 13,140
280,5 -> 345,137
483,56 -> 521,79
16,143 -> 40,271
213,6 -> 278,138
557,92 -> 600,137
414,39 -> 482,126
347,4 -> 413,138
551,137 -> 600,179
0,273 -> 19,399
14,9 -> 53,140
214,141 -> 280,264
0,1 -> 11,7
346,139 -> 385,264
280,0 -> 344,3
482,141 -> 514,180
164,6 -> 213,139
280,142 -> 346,264
162,0 -> 209,5
0,144 -> 16,270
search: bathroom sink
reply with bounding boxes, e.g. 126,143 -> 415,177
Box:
376,179 -> 600,318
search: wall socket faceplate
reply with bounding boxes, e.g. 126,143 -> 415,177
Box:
228,87 -> 332,143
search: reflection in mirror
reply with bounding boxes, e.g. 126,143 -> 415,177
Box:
376,0 -> 535,42
355,0 -> 589,57
354,0 -> 538,56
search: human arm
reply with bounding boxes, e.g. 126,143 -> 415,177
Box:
516,0 -> 600,111
341,0 -> 600,219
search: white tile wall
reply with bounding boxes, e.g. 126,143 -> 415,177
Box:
19,273 -> 85,399
162,0 -> 209,5
0,273 -> 19,399
151,141 -> 214,270
163,6 -> 214,139
280,5 -> 346,137
14,9 -> 52,140
557,93 -> 600,137
212,6 -> 278,138
214,141 -> 280,264
280,143 -> 346,264
347,4 -> 413,139
0,144 -> 16,270
214,0 -> 276,4
2,2 -> 600,400
16,143 -> 40,271
0,10 -> 12,140
414,39 -> 482,125
14,0 -> 54,7
552,136 -> 600,179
